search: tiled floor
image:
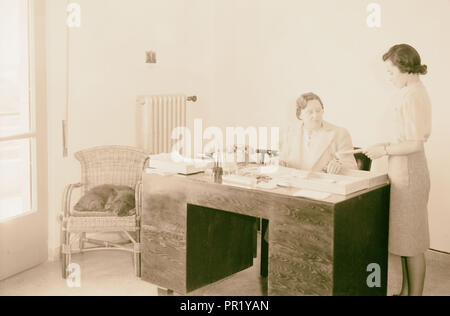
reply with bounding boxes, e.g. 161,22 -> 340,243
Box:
0,237 -> 449,296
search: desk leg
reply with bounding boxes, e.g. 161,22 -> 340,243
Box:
260,219 -> 269,277
253,218 -> 260,258
158,288 -> 174,296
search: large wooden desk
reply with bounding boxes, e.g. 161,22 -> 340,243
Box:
141,172 -> 390,296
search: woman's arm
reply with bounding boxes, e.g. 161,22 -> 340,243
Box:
387,141 -> 424,155
334,128 -> 359,170
364,140 -> 423,160
371,142 -> 391,148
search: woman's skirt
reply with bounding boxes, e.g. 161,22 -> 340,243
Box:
388,150 -> 431,257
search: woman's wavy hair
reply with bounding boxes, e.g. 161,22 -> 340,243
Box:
383,44 -> 428,75
296,92 -> 324,120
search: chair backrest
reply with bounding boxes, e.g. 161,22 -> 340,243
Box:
353,147 -> 372,171
74,146 -> 149,193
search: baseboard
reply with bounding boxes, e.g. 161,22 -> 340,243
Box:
429,248 -> 450,255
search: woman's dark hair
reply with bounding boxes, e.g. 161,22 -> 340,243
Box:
383,44 -> 428,75
296,92 -> 324,120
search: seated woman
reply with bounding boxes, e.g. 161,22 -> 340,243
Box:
279,92 -> 358,174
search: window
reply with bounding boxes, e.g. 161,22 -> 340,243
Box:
0,0 -> 35,221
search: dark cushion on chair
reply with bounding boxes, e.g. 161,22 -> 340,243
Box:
74,184 -> 136,217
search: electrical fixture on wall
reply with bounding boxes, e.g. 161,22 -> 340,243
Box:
146,50 -> 157,64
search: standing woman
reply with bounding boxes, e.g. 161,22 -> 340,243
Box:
364,44 -> 432,296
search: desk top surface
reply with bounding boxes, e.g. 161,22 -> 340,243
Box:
143,168 -> 390,205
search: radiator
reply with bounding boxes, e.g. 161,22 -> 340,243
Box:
137,94 -> 188,154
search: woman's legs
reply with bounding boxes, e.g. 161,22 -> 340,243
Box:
397,257 -> 409,296
406,253 -> 426,296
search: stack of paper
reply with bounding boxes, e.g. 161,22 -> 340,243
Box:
341,169 -> 389,187
149,153 -> 213,175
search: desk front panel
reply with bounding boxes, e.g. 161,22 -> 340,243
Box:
142,174 -> 336,295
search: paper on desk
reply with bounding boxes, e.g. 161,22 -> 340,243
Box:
293,189 -> 331,200
149,154 -> 211,174
145,168 -> 176,176
255,181 -> 278,190
222,175 -> 256,187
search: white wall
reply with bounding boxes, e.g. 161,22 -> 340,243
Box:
67,0 -> 214,149
46,0 -> 450,255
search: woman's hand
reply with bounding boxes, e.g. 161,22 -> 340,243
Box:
363,146 -> 387,160
327,159 -> 342,174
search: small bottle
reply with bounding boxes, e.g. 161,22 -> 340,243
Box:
213,165 -> 223,184
213,151 -> 223,184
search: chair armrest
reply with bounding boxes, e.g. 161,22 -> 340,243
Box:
62,183 -> 83,218
134,181 -> 143,218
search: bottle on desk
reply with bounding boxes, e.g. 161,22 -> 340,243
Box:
213,150 -> 223,184
213,164 -> 223,184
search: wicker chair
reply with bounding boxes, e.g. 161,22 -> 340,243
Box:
60,146 -> 149,279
